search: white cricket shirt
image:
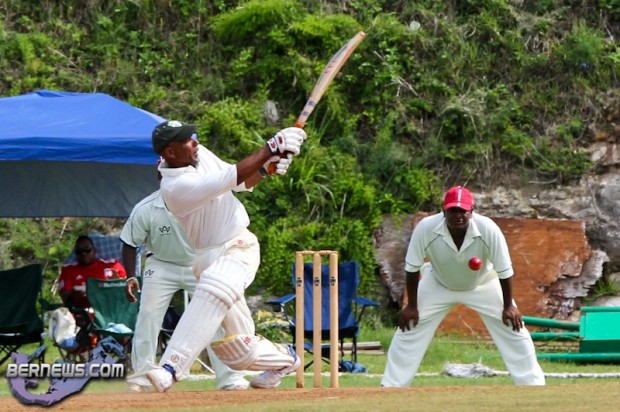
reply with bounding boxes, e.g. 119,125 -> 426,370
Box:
120,190 -> 195,266
404,212 -> 514,291
159,145 -> 251,249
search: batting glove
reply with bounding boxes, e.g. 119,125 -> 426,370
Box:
265,127 -> 307,156
260,154 -> 293,176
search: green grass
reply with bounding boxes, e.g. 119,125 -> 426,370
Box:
2,328 -> 619,398
2,330 -> 620,412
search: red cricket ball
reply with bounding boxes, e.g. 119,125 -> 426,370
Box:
468,256 -> 482,271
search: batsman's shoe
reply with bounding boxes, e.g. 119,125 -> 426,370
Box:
249,346 -> 301,389
147,365 -> 175,393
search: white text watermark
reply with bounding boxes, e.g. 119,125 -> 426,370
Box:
7,363 -> 125,379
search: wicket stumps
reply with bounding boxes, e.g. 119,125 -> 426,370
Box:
295,250 -> 339,389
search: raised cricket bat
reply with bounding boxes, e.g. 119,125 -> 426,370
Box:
268,31 -> 366,174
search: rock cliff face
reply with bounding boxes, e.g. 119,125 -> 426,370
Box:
374,214 -> 608,337
374,139 -> 620,336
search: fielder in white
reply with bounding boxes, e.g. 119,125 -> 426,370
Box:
381,186 -> 545,387
146,120 -> 306,392
121,188 -> 250,392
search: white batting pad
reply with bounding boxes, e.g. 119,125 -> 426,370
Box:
158,287 -> 228,375
220,299 -> 255,336
211,334 -> 296,371
195,254 -> 253,285
211,334 -> 259,370
198,275 -> 243,307
250,336 -> 297,371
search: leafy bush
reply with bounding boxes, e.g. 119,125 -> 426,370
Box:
1,0 -> 618,308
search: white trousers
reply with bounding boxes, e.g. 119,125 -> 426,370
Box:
159,229 -> 296,374
382,265 -> 545,386
126,257 -> 247,389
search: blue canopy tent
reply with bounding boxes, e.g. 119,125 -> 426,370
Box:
0,90 -> 164,217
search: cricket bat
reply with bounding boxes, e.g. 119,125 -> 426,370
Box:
267,31 -> 366,174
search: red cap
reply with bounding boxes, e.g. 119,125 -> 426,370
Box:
443,186 -> 474,211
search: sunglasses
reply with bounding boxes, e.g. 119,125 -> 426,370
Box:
75,247 -> 93,255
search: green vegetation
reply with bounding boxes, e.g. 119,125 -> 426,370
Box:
583,277 -> 620,303
1,1 -> 619,311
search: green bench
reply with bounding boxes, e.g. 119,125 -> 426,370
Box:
524,306 -> 620,362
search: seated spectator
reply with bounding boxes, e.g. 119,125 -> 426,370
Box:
59,235 -> 127,309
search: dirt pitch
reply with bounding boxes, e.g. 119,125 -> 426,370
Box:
1,387 -> 401,411
2,383 -> 620,412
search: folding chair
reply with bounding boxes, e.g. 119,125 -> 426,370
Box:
0,264 -> 45,366
45,233 -> 143,361
267,261 -> 379,370
86,277 -> 139,362
64,233 -> 118,262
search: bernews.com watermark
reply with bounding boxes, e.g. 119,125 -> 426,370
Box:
7,362 -> 125,379
8,336 -> 127,406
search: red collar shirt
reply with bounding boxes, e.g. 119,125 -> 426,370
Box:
59,258 -> 127,308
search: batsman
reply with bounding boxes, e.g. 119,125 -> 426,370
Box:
146,120 -> 306,391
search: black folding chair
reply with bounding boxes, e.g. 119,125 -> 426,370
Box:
0,264 -> 45,366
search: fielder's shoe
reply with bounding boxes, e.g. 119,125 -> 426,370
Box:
249,346 -> 301,389
126,383 -> 152,393
146,365 -> 175,393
